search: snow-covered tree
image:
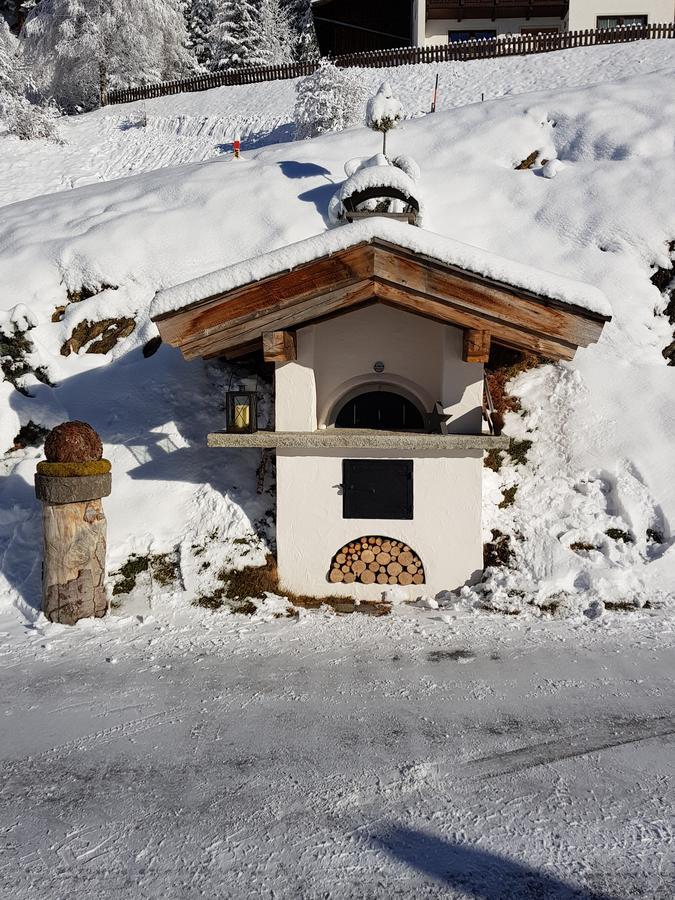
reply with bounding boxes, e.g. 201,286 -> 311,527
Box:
185,0 -> 217,68
251,0 -> 294,66
366,82 -> 403,157
0,1 -> 36,33
285,0 -> 318,62
209,0 -> 255,69
294,59 -> 366,139
0,17 -> 57,139
24,0 -> 194,112
210,0 -> 294,70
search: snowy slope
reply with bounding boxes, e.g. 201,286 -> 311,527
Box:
1,39 -> 674,207
0,44 -> 674,622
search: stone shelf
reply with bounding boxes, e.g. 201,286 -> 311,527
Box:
207,430 -> 510,451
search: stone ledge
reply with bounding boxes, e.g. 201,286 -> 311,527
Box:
35,472 -> 112,504
207,430 -> 510,451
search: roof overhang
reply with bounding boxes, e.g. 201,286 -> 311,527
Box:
152,232 -> 610,363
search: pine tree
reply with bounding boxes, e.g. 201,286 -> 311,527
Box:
209,0 -> 256,70
24,0 -> 195,112
252,0 -> 294,67
285,0 -> 318,62
210,0 -> 294,70
185,0 -> 217,68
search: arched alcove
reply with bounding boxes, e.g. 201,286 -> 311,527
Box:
324,378 -> 429,431
335,389 -> 425,431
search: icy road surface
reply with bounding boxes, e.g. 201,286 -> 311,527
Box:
0,605 -> 673,899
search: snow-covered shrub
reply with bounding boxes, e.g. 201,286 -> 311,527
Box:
294,59 -> 367,140
366,82 -> 403,156
24,0 -> 194,112
0,18 -> 58,140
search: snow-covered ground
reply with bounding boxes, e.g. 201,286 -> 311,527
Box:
1,39 -> 674,207
1,38 -> 675,899
1,604 -> 673,898
1,39 -> 674,621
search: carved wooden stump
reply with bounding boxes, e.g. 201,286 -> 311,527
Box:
35,422 -> 111,626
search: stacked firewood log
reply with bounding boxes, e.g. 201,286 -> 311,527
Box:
329,537 -> 424,586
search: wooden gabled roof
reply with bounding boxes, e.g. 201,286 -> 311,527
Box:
152,234 -> 609,362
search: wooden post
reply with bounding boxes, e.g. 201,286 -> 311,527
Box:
263,330 -> 297,363
35,422 -> 111,626
463,329 -> 491,363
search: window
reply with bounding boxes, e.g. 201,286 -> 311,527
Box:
448,29 -> 496,43
335,391 -> 425,432
342,459 -> 413,520
597,14 -> 648,29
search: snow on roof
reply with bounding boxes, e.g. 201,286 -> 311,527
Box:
151,218 -> 611,321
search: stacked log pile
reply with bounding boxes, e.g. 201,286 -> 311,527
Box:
329,537 -> 425,586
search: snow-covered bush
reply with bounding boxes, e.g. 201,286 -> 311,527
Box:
366,82 -> 403,156
24,0 -> 194,112
294,59 -> 367,140
0,18 -> 58,140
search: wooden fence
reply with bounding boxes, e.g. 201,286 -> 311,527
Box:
104,22 -> 675,106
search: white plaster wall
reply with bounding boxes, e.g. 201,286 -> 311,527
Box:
425,16 -> 564,44
567,0 -> 673,29
276,449 -> 484,599
414,0 -> 426,45
442,327 -> 484,433
274,305 -> 484,432
274,327 -> 316,432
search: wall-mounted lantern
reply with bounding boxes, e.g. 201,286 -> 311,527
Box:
226,375 -> 258,434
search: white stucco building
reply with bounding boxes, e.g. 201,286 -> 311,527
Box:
274,305 -> 486,597
414,0 -> 674,46
153,216 -> 609,602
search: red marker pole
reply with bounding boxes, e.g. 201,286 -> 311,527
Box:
233,138 -> 241,159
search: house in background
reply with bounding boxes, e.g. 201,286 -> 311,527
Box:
312,0 -> 674,54
312,0 -> 413,54
420,0 -> 675,45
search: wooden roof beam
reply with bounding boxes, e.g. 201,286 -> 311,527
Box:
463,329 -> 491,363
263,330 -> 297,363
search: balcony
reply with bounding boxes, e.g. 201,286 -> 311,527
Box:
426,1 -> 569,20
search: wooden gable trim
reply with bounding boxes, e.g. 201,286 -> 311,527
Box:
154,239 -> 608,362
